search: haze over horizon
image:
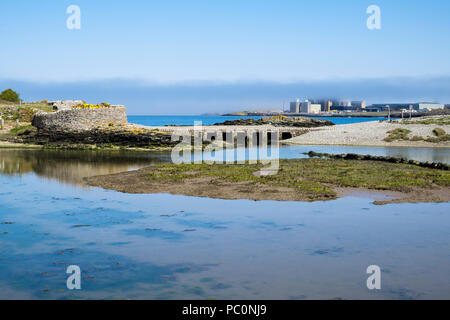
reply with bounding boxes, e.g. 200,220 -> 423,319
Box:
1,77 -> 450,115
1,0 -> 450,114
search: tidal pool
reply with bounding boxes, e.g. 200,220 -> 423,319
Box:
0,149 -> 449,299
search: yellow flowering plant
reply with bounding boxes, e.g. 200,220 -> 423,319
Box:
72,102 -> 112,109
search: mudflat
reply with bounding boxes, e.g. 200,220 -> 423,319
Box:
86,158 -> 450,205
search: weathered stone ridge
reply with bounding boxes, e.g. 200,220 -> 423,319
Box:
214,116 -> 334,128
49,100 -> 85,111
28,128 -> 179,148
32,106 -> 128,131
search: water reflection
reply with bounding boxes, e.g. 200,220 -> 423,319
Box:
0,150 -> 171,187
1,145 -> 448,189
0,148 -> 449,299
198,145 -> 450,164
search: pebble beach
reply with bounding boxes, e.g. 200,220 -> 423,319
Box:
285,118 -> 450,148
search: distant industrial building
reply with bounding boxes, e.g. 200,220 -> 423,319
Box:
351,101 -> 366,109
289,99 -> 321,114
322,100 -> 333,112
369,102 -> 445,112
289,99 -> 444,114
416,103 -> 445,111
329,100 -> 366,112
335,100 -> 351,107
364,106 -> 388,112
290,99 -> 300,113
300,100 -> 321,114
310,99 -> 333,112
370,104 -> 414,112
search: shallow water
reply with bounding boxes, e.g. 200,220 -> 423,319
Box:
128,115 -> 386,126
200,145 -> 450,164
0,149 -> 172,187
2,146 -> 448,188
0,149 -> 449,299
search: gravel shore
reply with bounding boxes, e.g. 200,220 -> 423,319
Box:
285,120 -> 450,148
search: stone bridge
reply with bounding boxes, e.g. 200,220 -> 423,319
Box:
137,125 -> 307,144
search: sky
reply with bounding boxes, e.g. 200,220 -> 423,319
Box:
1,0 -> 450,114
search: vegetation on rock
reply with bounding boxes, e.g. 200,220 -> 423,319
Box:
384,128 -> 412,142
384,127 -> 450,143
402,116 -> 450,125
72,102 -> 112,109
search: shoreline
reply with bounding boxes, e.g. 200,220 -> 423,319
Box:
0,141 -> 42,149
1,115 -> 449,150
0,140 -> 174,152
2,140 -> 449,150
285,119 -> 450,148
282,141 -> 450,148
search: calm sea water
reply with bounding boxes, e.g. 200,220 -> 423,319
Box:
126,115 -> 450,164
199,145 -> 450,164
127,115 -> 386,126
0,149 -> 449,300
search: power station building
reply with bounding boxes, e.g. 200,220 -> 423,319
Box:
290,99 -> 321,114
290,99 -> 301,113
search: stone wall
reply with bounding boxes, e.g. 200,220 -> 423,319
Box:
32,106 -> 128,131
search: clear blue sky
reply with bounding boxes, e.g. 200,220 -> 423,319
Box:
1,0 -> 449,113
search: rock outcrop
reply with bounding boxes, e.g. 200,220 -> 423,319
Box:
25,104 -> 183,149
214,116 -> 334,128
305,151 -> 449,170
26,127 -> 179,149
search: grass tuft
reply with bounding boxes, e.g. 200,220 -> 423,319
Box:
384,128 -> 411,142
